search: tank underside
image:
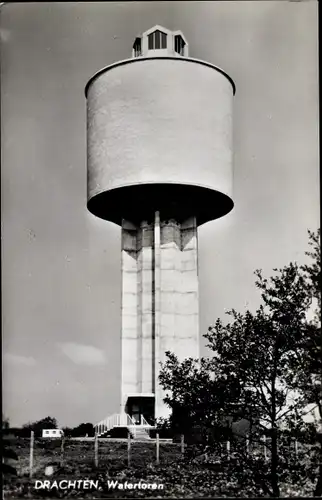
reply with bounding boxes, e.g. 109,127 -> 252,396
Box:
87,183 -> 234,227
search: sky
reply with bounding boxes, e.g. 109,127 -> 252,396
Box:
1,1 -> 319,428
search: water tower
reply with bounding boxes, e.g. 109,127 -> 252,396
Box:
86,26 -> 235,433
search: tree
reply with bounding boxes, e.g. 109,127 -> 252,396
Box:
254,229 -> 321,496
22,416 -> 58,436
70,422 -> 94,437
296,229 -> 321,496
159,229 -> 321,497
159,353 -> 246,439
62,426 -> 73,437
296,230 -> 321,419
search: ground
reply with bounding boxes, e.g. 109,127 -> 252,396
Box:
2,437 -> 316,498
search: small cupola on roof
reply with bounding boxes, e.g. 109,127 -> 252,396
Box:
132,25 -> 188,58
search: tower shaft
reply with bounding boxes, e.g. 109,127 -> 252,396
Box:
121,213 -> 199,421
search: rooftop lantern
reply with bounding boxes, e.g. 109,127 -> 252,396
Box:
131,25 -> 189,58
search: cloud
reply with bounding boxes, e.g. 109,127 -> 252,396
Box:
59,342 -> 106,366
4,353 -> 36,366
0,28 -> 12,43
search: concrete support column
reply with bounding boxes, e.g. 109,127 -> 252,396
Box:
137,220 -> 154,394
154,211 -> 161,418
155,216 -> 199,420
121,218 -> 157,410
179,216 -> 199,359
121,220 -> 139,410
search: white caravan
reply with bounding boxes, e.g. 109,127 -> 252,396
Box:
42,429 -> 64,438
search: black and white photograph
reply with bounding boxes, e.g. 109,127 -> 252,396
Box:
1,1 -> 320,497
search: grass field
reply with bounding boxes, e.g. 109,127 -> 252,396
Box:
12,437 -> 181,471
2,437 -> 317,498
3,437 -> 186,498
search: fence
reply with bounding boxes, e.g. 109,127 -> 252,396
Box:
19,432 -> 305,478
23,432 -> 184,477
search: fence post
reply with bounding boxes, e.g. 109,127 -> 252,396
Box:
60,436 -> 65,467
156,433 -> 160,465
94,433 -> 98,467
246,433 -> 250,455
29,431 -> 34,478
226,440 -> 230,461
181,434 -> 185,456
127,430 -> 131,467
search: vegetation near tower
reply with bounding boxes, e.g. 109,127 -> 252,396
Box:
22,416 -> 58,435
159,229 -> 321,497
2,416 -> 18,477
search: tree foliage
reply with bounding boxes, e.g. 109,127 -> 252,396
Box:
63,422 -> 95,437
159,229 -> 321,497
22,416 -> 58,436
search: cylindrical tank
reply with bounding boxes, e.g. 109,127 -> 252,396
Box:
86,56 -> 235,226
